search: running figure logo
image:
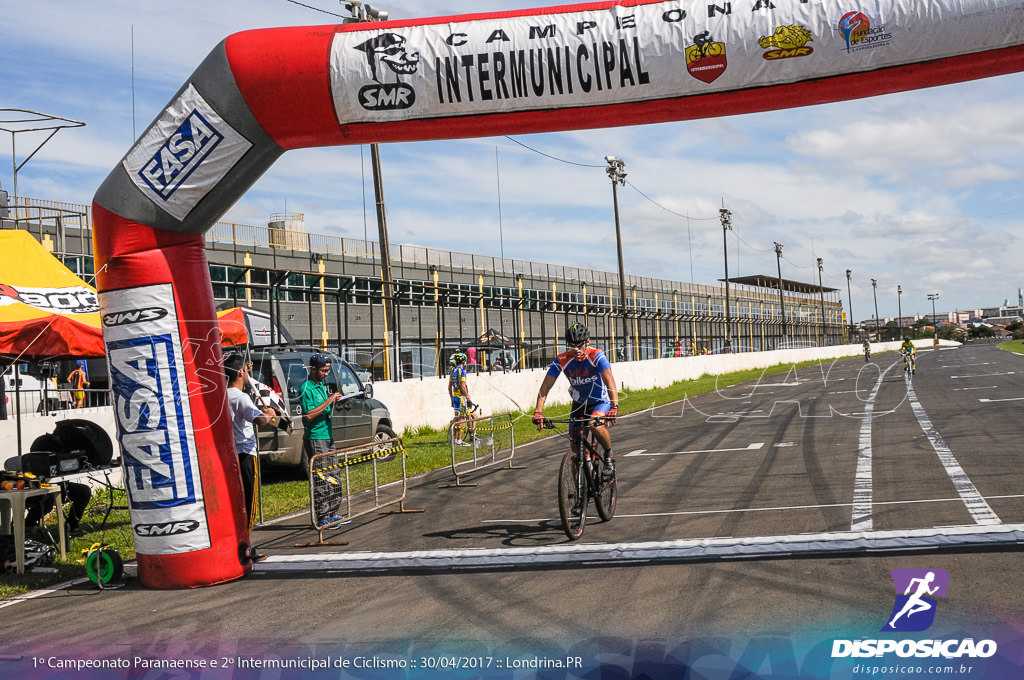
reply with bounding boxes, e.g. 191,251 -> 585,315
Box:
882,569 -> 949,632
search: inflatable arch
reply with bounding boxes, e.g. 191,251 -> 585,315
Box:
92,0 -> 1024,588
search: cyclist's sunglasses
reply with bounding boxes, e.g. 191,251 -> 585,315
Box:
567,340 -> 588,349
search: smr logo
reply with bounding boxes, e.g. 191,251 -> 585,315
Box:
882,568 -> 949,632
354,32 -> 420,111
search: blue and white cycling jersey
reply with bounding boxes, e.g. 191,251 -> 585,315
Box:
546,347 -> 612,404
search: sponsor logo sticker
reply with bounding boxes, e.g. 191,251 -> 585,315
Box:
122,84 -> 252,222
759,25 -> 815,60
353,32 -> 421,112
685,30 -> 727,83
838,11 -> 893,54
0,283 -> 99,314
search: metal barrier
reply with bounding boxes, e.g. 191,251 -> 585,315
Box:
306,436 -> 421,545
447,412 -> 520,486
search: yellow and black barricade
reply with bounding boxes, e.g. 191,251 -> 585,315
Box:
447,412 -> 520,486
306,436 -> 420,545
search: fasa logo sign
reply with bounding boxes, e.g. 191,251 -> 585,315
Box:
137,109 -> 224,200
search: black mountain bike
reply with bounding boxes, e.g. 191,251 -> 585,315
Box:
542,417 -> 616,540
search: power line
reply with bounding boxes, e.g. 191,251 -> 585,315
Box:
503,136 -> 604,168
282,0 -> 347,18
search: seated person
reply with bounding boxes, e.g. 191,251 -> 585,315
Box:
26,481 -> 91,538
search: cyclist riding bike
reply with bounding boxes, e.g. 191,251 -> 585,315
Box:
900,337 -> 916,374
448,351 -> 480,446
532,322 -> 620,478
862,339 -> 871,362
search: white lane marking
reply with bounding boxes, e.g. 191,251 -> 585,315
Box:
482,493 -> 1024,523
951,371 -> 1015,379
625,442 -> 764,457
255,524 -> 1024,573
979,396 -> 1024,403
952,386 -> 997,391
905,375 -> 1001,525
774,442 -> 794,448
851,362 -> 897,532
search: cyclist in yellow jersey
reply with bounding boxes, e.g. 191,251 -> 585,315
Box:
448,351 -> 480,446
900,337 -> 916,374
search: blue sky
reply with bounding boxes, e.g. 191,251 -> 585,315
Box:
4,0 -> 1024,322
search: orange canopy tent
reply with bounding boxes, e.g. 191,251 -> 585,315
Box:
0,230 -> 246,360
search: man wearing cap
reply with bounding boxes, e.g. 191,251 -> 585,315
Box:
300,353 -> 345,526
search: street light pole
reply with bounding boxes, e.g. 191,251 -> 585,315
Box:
606,156 -> 629,360
897,285 -> 903,341
720,207 -> 732,351
774,242 -> 787,347
928,293 -> 940,344
816,257 -> 825,346
845,269 -> 854,342
871,278 -> 879,341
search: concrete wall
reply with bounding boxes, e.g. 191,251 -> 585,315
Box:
373,339 -> 954,435
1,340 -> 953,460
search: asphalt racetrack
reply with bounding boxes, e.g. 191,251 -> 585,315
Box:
3,344 -> 1023,677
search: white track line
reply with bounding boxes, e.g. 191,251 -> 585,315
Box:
482,493 -> 1024,523
851,362 -> 896,531
625,442 -> 763,457
253,524 -> 1024,573
905,375 -> 1001,525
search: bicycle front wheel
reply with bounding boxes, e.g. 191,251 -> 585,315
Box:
558,451 -> 587,540
593,454 -> 617,522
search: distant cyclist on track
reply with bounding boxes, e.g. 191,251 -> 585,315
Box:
900,336 -> 917,374
532,322 -> 620,478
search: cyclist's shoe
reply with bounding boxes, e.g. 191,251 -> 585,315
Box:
602,453 -> 615,480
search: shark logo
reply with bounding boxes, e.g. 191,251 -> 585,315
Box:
354,33 -> 420,111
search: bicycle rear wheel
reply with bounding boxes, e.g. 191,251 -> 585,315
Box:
593,453 -> 616,521
558,451 -> 587,540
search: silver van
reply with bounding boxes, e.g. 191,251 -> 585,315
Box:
245,346 -> 396,469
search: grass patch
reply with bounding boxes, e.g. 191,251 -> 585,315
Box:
0,354 -> 846,598
997,339 -> 1024,355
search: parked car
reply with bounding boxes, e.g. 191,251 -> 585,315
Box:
1,365 -> 61,415
245,346 -> 396,469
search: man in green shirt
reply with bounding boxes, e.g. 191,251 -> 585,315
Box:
300,353 -> 345,526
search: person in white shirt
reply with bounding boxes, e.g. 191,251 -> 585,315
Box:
224,354 -> 276,531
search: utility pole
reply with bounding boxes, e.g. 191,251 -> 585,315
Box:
846,269 -> 854,342
345,1 -> 399,381
871,278 -> 880,341
606,156 -> 629,360
774,242 -> 787,347
928,293 -> 940,345
816,257 -> 825,346
897,284 -> 903,341
720,206 -> 733,350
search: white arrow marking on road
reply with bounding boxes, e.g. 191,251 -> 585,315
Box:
625,442 -> 764,457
